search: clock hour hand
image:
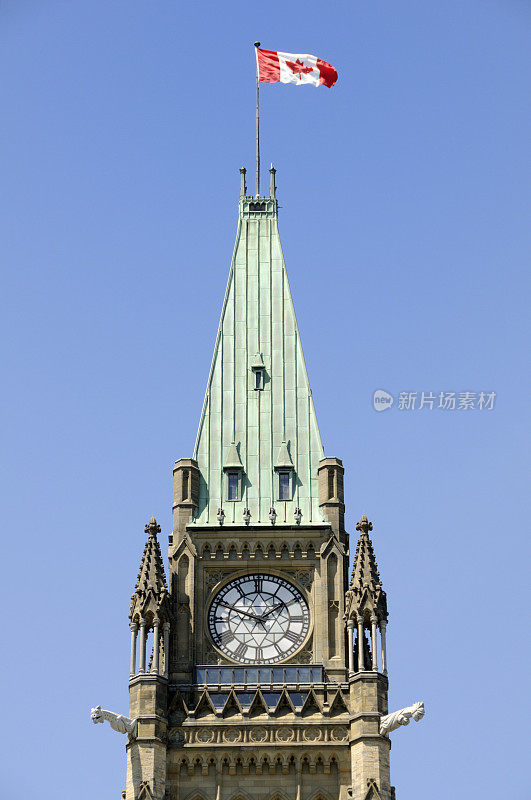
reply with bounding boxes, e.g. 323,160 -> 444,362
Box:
218,601 -> 263,623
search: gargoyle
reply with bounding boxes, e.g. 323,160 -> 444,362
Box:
380,701 -> 425,736
90,705 -> 138,738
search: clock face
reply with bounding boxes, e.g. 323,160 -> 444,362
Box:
208,574 -> 310,664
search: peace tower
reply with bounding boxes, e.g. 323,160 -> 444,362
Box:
92,166 -> 424,800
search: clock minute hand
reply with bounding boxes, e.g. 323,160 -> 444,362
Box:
260,601 -> 285,620
219,601 -> 262,623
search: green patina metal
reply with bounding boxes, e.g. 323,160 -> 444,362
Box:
192,170 -> 325,526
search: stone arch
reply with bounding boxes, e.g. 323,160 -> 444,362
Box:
178,554 -> 189,597
267,542 -> 277,559
306,542 -> 315,558
306,790 -> 335,800
215,542 -> 224,559
254,542 -> 264,559
228,543 -> 238,560
241,542 -> 250,559
228,790 -> 254,800
184,791 -> 208,800
280,542 -> 290,559
294,541 -> 303,559
201,543 -> 211,559
269,791 -> 290,800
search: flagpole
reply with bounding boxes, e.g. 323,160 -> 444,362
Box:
254,41 -> 260,197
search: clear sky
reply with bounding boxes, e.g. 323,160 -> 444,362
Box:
1,1 -> 529,798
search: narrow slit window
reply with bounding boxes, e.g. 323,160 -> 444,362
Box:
278,471 -> 291,501
227,471 -> 239,501
328,467 -> 334,500
182,469 -> 190,502
255,369 -> 263,390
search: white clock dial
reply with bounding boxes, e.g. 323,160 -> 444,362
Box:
208,574 -> 310,664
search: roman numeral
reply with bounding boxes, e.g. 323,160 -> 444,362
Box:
284,631 -> 300,644
254,647 -> 264,661
233,642 -> 248,659
254,577 -> 263,593
221,631 -> 235,646
290,615 -> 303,623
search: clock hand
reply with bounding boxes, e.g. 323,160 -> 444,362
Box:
260,601 -> 286,620
218,601 -> 263,623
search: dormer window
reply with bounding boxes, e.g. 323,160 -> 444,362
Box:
274,440 -> 295,501
251,352 -> 265,391
227,471 -> 241,501
278,470 -> 291,501
223,441 -> 244,502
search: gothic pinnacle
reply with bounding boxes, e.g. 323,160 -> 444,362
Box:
129,517 -> 169,622
346,514 -> 388,624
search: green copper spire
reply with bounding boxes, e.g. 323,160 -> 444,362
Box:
192,167 -> 325,526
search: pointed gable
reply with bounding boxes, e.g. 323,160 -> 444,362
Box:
192,175 -> 325,526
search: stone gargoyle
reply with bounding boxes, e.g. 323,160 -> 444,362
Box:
90,705 -> 138,739
380,701 -> 425,736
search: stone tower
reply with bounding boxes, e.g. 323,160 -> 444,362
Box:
94,167 -> 424,800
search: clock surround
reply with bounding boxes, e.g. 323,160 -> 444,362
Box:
207,572 -> 311,665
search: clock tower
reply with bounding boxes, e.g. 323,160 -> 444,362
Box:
97,166 -> 424,800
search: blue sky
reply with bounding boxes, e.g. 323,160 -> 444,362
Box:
1,1 -> 530,798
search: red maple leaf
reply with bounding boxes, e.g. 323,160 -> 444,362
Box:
285,58 -> 314,80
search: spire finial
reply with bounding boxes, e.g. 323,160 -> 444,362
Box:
145,517 -> 161,537
240,167 -> 247,197
269,164 -> 276,198
356,514 -> 373,535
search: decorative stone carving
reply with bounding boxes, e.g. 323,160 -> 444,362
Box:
223,728 -> 242,743
331,726 -> 349,742
303,727 -> 322,742
380,701 -> 425,736
205,649 -> 221,665
276,728 -> 294,743
205,570 -> 225,589
168,728 -> 185,745
249,727 -> 267,742
285,644 -> 312,664
196,728 -> 215,743
287,568 -> 314,589
90,706 -> 137,738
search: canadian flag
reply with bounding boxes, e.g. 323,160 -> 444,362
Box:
256,47 -> 338,88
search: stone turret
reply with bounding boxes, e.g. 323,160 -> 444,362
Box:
346,516 -> 391,800
127,518 -> 170,800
